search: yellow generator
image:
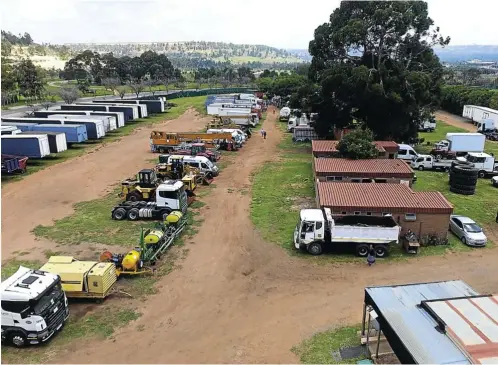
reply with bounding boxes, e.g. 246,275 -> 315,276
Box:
40,256 -> 117,299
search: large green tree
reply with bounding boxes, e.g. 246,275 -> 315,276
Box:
16,59 -> 45,100
308,1 -> 449,139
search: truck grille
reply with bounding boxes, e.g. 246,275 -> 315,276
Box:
44,294 -> 67,331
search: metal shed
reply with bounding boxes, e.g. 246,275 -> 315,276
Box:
362,280 -> 498,364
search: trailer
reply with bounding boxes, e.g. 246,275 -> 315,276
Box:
410,154 -> 453,171
40,256 -> 117,300
133,98 -> 165,113
294,208 -> 401,256
77,102 -> 140,120
37,118 -> 105,140
30,124 -> 88,143
35,110 -> 125,128
0,122 -> 38,132
1,135 -> 51,158
111,181 -> 188,221
462,105 -> 498,125
48,114 -> 116,132
91,101 -> 148,118
1,155 -> 28,174
60,104 -> 134,122
19,131 -> 68,153
292,126 -> 321,142
150,131 -> 238,152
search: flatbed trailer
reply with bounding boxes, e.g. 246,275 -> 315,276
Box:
1,155 -> 28,174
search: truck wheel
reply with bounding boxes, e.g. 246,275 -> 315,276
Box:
478,170 -> 487,178
127,208 -> 140,221
161,209 -> 172,220
10,332 -> 27,348
307,242 -> 323,255
418,166 -> 424,171
356,244 -> 369,257
374,245 -> 388,258
112,208 -> 127,220
127,191 -> 142,202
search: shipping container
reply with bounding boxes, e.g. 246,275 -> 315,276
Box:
130,99 -> 165,113
48,114 -> 116,132
19,131 -> 68,153
462,105 -> 498,125
1,135 -> 51,158
95,100 -> 149,117
0,121 -> 39,131
57,119 -> 105,139
61,104 -> 134,122
35,110 -> 125,128
30,124 -> 88,143
1,126 -> 22,135
76,102 -> 140,119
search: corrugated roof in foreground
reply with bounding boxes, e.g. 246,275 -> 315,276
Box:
366,280 -> 479,364
425,295 -> 498,364
317,182 -> 453,213
312,140 -> 399,153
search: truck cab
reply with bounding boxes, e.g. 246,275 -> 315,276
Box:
1,267 -> 69,347
458,152 -> 498,178
294,209 -> 326,251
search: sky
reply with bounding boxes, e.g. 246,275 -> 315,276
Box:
1,0 -> 497,49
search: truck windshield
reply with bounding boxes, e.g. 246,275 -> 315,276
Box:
30,281 -> 63,315
466,154 -> 478,163
206,160 -> 214,168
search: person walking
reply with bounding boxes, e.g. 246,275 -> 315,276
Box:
367,245 -> 376,266
260,128 -> 265,138
263,130 -> 267,139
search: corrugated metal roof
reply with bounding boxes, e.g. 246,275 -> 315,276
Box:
425,295 -> 498,364
317,182 -> 453,213
366,281 -> 479,364
314,158 -> 414,178
312,140 -> 399,154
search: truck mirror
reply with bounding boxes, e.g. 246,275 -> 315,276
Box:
20,307 -> 30,319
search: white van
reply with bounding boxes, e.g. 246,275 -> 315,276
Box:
397,144 -> 419,162
168,155 -> 219,177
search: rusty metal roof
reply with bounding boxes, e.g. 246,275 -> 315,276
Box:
424,295 -> 498,364
312,140 -> 399,154
317,182 -> 453,213
314,157 -> 414,178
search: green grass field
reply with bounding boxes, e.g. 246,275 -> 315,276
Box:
292,325 -> 367,364
2,96 -> 207,184
250,119 -> 495,263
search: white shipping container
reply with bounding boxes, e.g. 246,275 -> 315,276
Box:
20,131 -> 68,153
79,103 -> 140,119
446,133 -> 486,152
48,114 -> 116,132
462,105 -> 498,124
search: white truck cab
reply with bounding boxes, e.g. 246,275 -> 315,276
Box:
167,155 -> 219,177
1,267 -> 69,347
411,154 -> 452,171
397,144 -> 419,162
458,152 -> 498,178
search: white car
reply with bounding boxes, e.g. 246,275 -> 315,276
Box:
492,176 -> 498,188
449,215 -> 487,247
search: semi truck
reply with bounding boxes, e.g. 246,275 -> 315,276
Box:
112,180 -> 188,221
431,133 -> 486,159
294,208 -> 401,256
1,267 -> 69,347
410,154 -> 453,171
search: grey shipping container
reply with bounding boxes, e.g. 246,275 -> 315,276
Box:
2,134 -> 51,158
61,104 -> 134,122
129,99 -> 165,113
19,131 -> 68,153
35,110 -> 124,128
48,114 -> 116,132
30,124 -> 88,143
93,100 -> 148,118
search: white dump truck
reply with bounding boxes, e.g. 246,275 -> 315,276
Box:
1,267 -> 69,347
294,208 -> 401,257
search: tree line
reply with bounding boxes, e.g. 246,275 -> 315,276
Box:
440,85 -> 498,115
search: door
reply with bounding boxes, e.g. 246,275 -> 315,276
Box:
449,217 -> 463,238
300,222 -> 315,244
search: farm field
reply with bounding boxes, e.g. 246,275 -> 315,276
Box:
2,105 -> 498,364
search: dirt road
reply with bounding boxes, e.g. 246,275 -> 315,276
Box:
50,107 -> 498,364
435,110 -> 477,132
1,109 -> 208,260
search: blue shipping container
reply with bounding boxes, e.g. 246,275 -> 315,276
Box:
30,124 -> 88,143
1,135 -> 51,158
0,122 -> 38,131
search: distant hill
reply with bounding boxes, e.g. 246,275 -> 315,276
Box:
434,45 -> 498,63
64,41 -> 307,66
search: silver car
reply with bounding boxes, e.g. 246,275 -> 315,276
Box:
449,215 -> 487,247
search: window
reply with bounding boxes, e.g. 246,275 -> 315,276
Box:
316,222 -> 323,230
375,179 -> 387,183
405,213 -> 417,221
326,176 -> 342,181
351,178 -> 361,183
201,163 -> 208,168
1,300 -> 30,313
362,179 -> 373,183
354,211 -> 361,215
399,149 -> 407,155
341,211 -> 347,215
366,212 -> 372,216
382,212 -> 391,216
158,190 -> 177,200
409,150 -> 417,156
